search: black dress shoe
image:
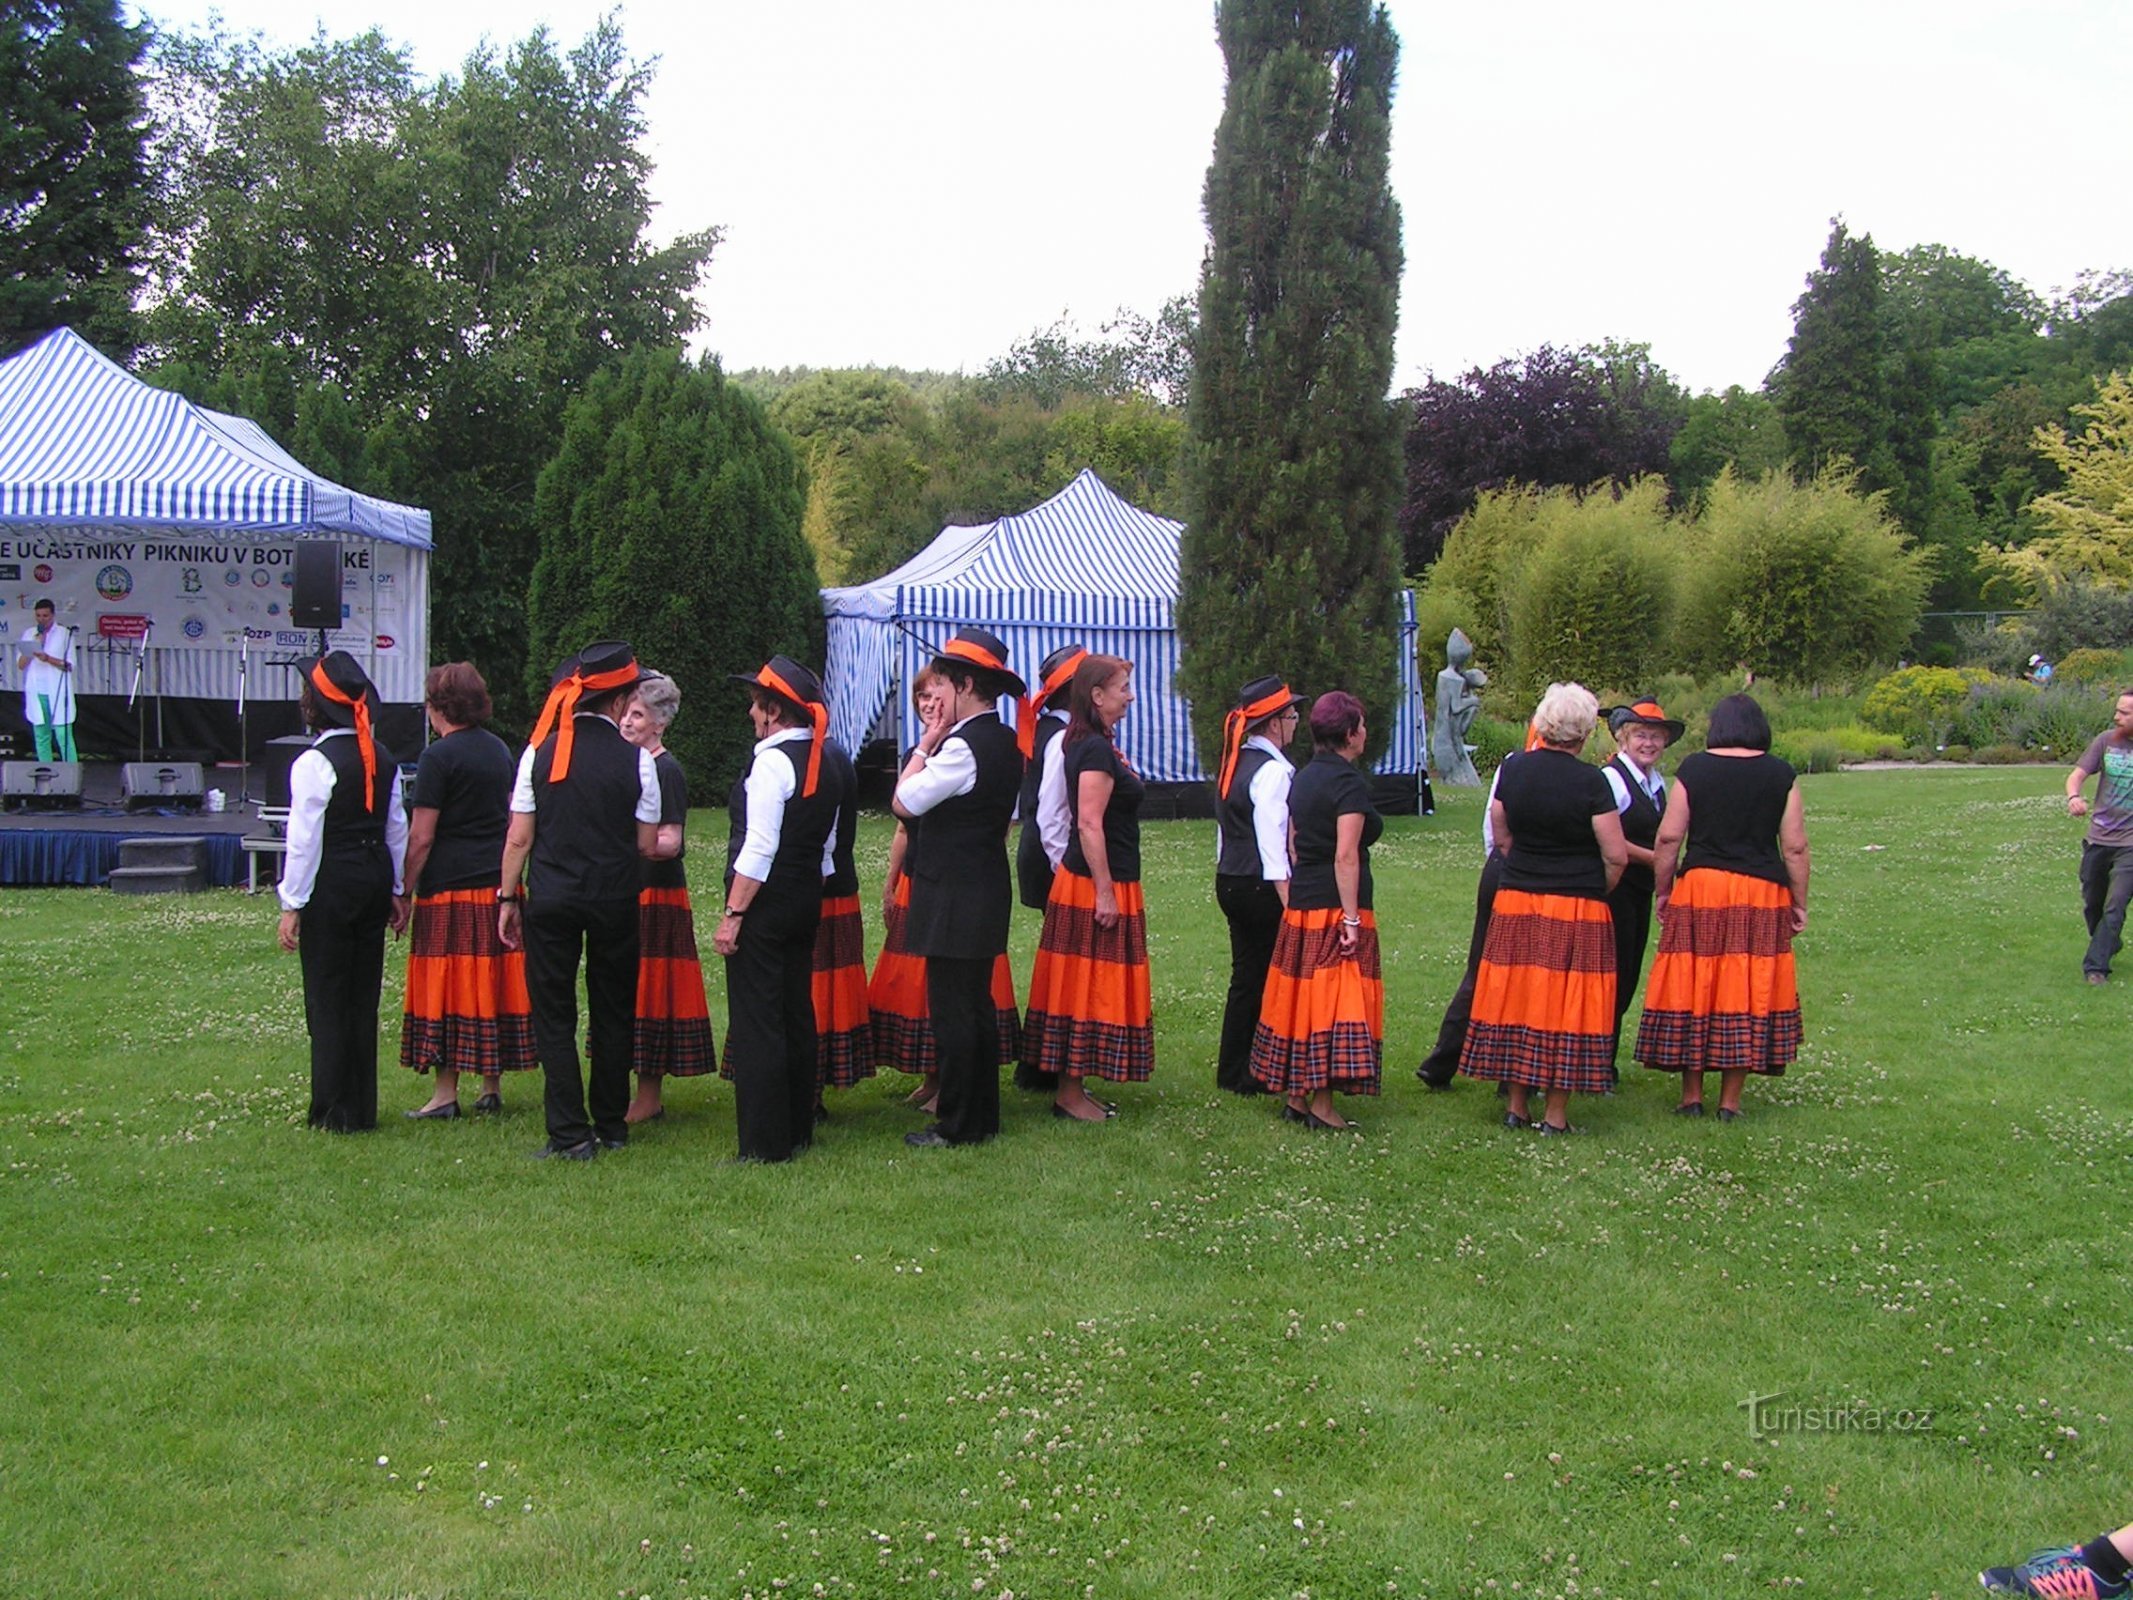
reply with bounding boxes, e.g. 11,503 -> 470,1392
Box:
905,1127 -> 952,1149
405,1102 -> 461,1120
472,1093 -> 502,1115
596,1136 -> 627,1150
533,1140 -> 596,1161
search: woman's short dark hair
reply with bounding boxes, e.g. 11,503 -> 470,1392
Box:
1706,692 -> 1773,752
424,662 -> 492,727
750,685 -> 802,727
1309,690 -> 1365,751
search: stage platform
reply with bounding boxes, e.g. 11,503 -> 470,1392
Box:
0,761 -> 259,888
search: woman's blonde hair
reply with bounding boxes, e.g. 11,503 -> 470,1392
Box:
1530,681 -> 1599,747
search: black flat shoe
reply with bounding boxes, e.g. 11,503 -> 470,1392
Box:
472,1093 -> 502,1115
405,1102 -> 461,1120
1052,1103 -> 1111,1123
1716,1107 -> 1744,1123
905,1127 -> 951,1148
1282,1102 -> 1309,1124
1502,1112 -> 1532,1130
596,1136 -> 627,1150
1302,1110 -> 1356,1132
532,1140 -> 596,1161
1673,1102 -> 1705,1117
1537,1121 -> 1582,1137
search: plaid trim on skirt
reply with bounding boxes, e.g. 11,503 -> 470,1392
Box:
864,874 -> 1022,1077
1248,906 -> 1383,1095
1634,867 -> 1801,1075
813,892 -> 876,1088
1458,888 -> 1617,1093
400,887 -> 536,1076
634,885 -> 717,1078
1023,870 -> 1154,1083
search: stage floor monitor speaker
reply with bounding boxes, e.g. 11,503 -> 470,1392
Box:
122,761 -> 206,810
2,760 -> 84,807
262,735 -> 312,810
291,540 -> 342,630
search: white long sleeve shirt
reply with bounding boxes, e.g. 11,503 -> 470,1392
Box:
278,731 -> 409,910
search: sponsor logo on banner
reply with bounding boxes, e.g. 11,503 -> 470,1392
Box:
98,614 -> 153,640
95,565 -> 133,600
34,563 -> 53,583
181,568 -> 203,594
0,564 -> 19,581
275,631 -> 315,646
250,569 -> 270,588
223,569 -> 241,587
280,571 -> 294,588
182,616 -> 208,640
375,635 -> 396,650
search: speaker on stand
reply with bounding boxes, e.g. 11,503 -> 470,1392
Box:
291,541 -> 342,652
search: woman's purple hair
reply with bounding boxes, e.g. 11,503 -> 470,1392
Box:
1309,690 -> 1364,751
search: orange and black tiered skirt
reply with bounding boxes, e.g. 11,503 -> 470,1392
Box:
634,884 -> 716,1078
400,888 -> 536,1076
813,892 -> 875,1089
1633,868 -> 1801,1075
1248,907 -> 1383,1095
1023,870 -> 1154,1083
866,875 -> 1022,1076
1458,888 -> 1617,1093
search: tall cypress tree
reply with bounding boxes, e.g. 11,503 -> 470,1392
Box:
1177,0 -> 1405,766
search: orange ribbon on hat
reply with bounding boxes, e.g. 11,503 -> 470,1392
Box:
309,660 -> 377,811
529,658 -> 640,783
940,635 -> 1037,762
752,663 -> 828,797
1019,646 -> 1086,759
1624,699 -> 1670,724
1218,684 -> 1298,799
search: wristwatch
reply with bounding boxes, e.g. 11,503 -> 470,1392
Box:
497,888 -> 520,902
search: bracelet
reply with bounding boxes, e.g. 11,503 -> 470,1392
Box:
1341,914 -> 1361,927
496,890 -> 519,903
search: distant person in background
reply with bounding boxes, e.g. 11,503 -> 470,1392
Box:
620,671 -> 715,1124
1980,1518 -> 2133,1598
278,651 -> 409,1133
15,597 -> 77,761
2067,688 -> 2133,985
400,662 -> 532,1119
2029,653 -> 2056,687
1213,675 -> 1302,1096
1635,693 -> 1809,1117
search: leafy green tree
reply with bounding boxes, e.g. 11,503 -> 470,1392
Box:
1,0 -> 151,356
1420,485 -> 1548,671
1503,478 -> 1679,699
1669,386 -> 1789,507
1677,467 -> 1929,684
141,19 -> 716,723
527,349 -> 816,791
978,298 -> 1196,408
1994,371 -> 2133,593
1178,0 -> 1405,763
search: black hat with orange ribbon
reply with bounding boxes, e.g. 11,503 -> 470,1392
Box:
1603,695 -> 1686,746
1217,674 -> 1305,799
529,640 -> 643,783
731,654 -> 831,797
304,650 -> 384,809
931,626 -> 1027,700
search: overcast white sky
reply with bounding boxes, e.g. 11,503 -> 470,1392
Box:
132,0 -> 2133,395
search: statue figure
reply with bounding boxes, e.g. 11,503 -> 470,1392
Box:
1432,628 -> 1485,787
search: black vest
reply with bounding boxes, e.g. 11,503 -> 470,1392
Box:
1216,744 -> 1285,879
821,738 -> 860,897
725,737 -> 839,902
528,715 -> 644,903
1609,753 -> 1663,897
317,732 -> 389,844
1016,713 -> 1067,909
907,711 -> 1024,960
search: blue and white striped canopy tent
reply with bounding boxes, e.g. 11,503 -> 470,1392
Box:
0,327 -> 431,703
821,469 -> 1425,785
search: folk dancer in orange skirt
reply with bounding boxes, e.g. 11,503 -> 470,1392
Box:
1214,675 -> 1302,1097
869,664 -> 1021,1113
1012,642 -> 1087,1092
1249,690 -> 1382,1130
810,731 -> 873,1117
1024,653 -> 1152,1123
1458,683 -> 1628,1136
617,671 -> 715,1125
402,662 -> 535,1118
1634,694 -> 1809,1119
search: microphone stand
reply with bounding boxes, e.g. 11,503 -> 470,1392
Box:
236,633 -> 250,804
128,621 -> 152,763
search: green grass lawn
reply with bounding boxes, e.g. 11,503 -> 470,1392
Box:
3,769 -> 2128,1600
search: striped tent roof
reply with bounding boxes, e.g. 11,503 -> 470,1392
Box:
0,328 -> 431,547
822,469 -> 1423,783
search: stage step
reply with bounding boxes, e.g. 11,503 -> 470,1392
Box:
108,836 -> 210,894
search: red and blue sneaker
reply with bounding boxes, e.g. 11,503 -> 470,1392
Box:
1981,1548 -> 2129,1599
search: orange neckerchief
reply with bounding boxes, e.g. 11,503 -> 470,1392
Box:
528,660 -> 639,783
309,661 -> 377,811
1020,647 -> 1086,759
751,663 -> 827,797
1217,684 -> 1298,799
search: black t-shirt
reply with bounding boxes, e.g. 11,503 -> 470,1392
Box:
1678,751 -> 1796,886
643,749 -> 689,891
1060,734 -> 1145,883
409,725 -> 514,894
1289,751 -> 1384,911
1496,747 -> 1614,898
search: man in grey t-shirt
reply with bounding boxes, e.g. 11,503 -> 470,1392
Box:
2067,689 -> 2133,983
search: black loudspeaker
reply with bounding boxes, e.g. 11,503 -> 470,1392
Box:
291,541 -> 342,630
262,735 -> 313,809
121,761 -> 206,810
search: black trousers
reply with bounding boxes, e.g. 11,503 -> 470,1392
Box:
300,842 -> 393,1132
523,895 -> 640,1151
723,889 -> 821,1162
929,955 -> 1001,1143
1607,880 -> 1655,1060
1416,851 -> 1504,1086
1215,874 -> 1283,1091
